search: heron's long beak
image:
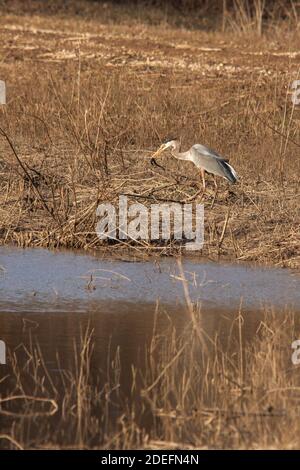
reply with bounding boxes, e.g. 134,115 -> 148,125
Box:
151,144 -> 168,158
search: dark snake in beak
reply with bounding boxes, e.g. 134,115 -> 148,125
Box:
150,158 -> 165,170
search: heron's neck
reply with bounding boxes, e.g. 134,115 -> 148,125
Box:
171,147 -> 190,161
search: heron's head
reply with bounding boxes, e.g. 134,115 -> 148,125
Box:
152,138 -> 179,158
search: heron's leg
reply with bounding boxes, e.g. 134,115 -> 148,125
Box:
211,176 -> 219,208
200,168 -> 206,192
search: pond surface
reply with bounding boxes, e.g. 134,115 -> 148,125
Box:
0,247 -> 299,313
0,246 -> 299,442
0,246 -> 299,364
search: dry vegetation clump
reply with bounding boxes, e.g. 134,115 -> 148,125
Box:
0,2 -> 299,266
1,306 -> 300,450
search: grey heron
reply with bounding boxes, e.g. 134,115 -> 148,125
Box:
151,138 -> 238,191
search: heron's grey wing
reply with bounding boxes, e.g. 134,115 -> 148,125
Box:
191,146 -> 237,183
192,144 -> 224,160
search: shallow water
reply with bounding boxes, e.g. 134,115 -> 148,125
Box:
0,246 -> 299,366
0,246 -> 299,440
0,247 -> 299,312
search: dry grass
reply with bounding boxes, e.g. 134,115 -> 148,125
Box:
1,3 -> 299,450
1,303 -> 300,450
0,2 -> 299,267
